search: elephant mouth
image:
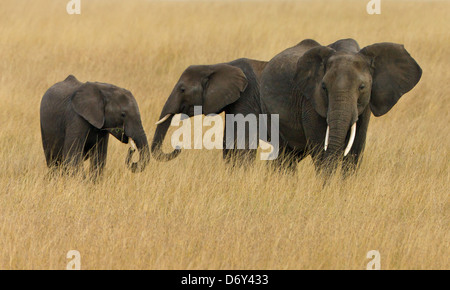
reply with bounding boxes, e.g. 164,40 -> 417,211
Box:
105,127 -> 124,135
105,127 -> 129,143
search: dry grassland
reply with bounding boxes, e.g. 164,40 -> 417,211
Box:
0,0 -> 448,269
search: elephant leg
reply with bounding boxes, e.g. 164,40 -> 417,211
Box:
42,138 -> 64,179
222,138 -> 258,167
272,150 -> 298,173
222,147 -> 257,166
269,138 -> 302,173
44,147 -> 63,169
62,144 -> 84,174
89,133 -> 109,180
222,114 -> 258,166
310,146 -> 326,174
41,130 -> 64,169
44,153 -> 63,179
61,130 -> 88,175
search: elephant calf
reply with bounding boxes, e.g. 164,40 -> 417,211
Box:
40,75 -> 150,177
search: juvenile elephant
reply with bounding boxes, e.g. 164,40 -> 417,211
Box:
151,58 -> 267,164
260,38 -> 422,174
40,75 -> 150,177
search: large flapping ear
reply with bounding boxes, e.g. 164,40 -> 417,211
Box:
202,64 -> 248,114
294,46 -> 335,118
71,83 -> 105,129
359,42 -> 422,117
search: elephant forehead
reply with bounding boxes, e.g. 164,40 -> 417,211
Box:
325,56 -> 371,85
327,53 -> 369,71
182,65 -> 212,80
107,93 -> 137,111
113,93 -> 130,104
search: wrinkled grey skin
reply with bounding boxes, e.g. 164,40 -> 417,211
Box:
151,58 -> 267,165
40,75 -> 150,178
260,39 -> 422,175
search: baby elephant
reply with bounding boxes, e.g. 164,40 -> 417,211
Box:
40,75 -> 150,177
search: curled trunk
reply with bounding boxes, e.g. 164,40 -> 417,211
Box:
125,125 -> 150,173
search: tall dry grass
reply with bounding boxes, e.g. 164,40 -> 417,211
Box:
0,0 -> 448,269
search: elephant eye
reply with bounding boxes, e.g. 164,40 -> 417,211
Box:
121,112 -> 126,118
180,87 -> 185,93
359,83 -> 366,90
322,83 -> 327,93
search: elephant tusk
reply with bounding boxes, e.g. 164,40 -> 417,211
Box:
324,125 -> 330,151
344,123 -> 357,157
130,139 -> 137,151
155,114 -> 172,125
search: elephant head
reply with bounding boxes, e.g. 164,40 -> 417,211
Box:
294,42 -> 422,162
71,82 -> 150,172
151,64 -> 248,161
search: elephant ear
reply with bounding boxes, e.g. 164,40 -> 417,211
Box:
202,64 -> 248,114
294,46 -> 335,118
71,83 -> 105,129
359,43 -> 422,117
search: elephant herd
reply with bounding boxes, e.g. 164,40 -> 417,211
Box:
40,38 -> 422,179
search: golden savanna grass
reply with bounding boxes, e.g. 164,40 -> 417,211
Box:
0,0 -> 448,269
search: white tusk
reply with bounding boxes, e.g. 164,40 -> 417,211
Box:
130,139 -> 137,151
155,114 -> 172,125
324,125 -> 329,151
344,123 -> 357,157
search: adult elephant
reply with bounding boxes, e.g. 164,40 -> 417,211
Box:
260,38 -> 422,174
151,58 -> 267,165
40,75 -> 150,178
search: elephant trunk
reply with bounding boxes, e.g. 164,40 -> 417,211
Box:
125,125 -> 150,173
324,99 -> 358,165
151,113 -> 182,161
